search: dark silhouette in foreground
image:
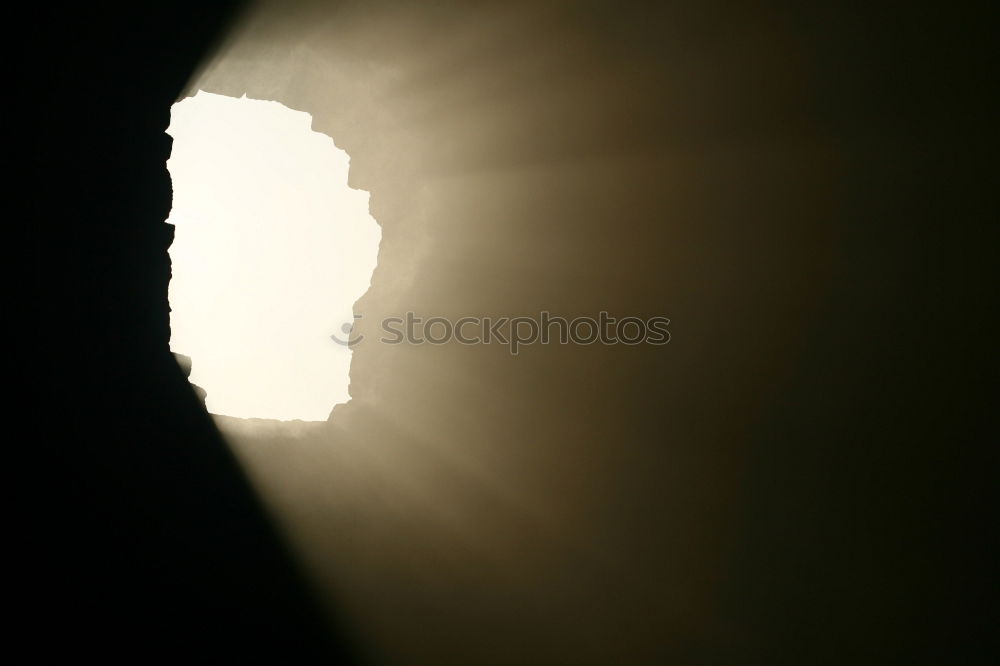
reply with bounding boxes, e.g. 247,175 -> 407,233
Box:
12,3 -> 358,661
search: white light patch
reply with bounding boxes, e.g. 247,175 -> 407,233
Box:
166,91 -> 380,421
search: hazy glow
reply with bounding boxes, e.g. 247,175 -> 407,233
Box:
166,91 -> 381,421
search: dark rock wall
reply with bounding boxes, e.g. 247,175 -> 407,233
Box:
12,3 -> 356,662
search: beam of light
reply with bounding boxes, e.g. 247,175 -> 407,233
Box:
181,5 -> 694,662
166,91 -> 381,421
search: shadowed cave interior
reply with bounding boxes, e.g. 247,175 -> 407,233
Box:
13,1 -> 993,664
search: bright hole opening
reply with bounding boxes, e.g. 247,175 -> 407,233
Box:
166,91 -> 381,421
